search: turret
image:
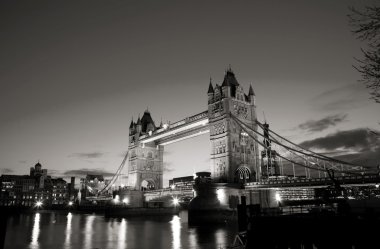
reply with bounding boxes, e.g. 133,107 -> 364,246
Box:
248,84 -> 255,105
207,78 -> 214,104
129,118 -> 135,135
141,109 -> 156,133
221,68 -> 239,98
136,116 -> 142,134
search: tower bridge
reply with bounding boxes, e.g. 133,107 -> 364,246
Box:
126,69 -> 260,191
96,68 -> 378,208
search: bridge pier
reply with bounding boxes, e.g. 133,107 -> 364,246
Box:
188,172 -> 279,225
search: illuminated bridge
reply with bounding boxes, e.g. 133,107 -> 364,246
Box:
90,69 -> 378,208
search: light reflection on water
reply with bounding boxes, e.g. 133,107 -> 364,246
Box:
5,211 -> 236,249
118,218 -> 127,249
84,215 -> 95,249
64,213 -> 72,247
30,213 -> 40,249
170,215 -> 181,249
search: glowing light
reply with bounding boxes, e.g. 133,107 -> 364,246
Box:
122,198 -> 129,204
216,189 -> 226,203
171,184 -> 175,190
120,184 -> 125,188
113,195 -> 120,204
275,192 -> 282,202
68,201 -> 73,206
173,197 -> 179,206
35,201 -> 43,207
376,184 -> 379,188
163,123 -> 169,129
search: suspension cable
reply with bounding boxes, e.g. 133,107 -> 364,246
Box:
98,150 -> 129,195
231,115 -> 367,175
255,120 -> 372,169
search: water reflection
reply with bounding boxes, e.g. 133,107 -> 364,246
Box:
188,229 -> 198,248
29,213 -> 40,249
83,215 -> 95,249
64,212 -> 72,247
170,215 -> 181,249
6,211 -> 237,249
214,228 -> 227,248
118,218 -> 127,249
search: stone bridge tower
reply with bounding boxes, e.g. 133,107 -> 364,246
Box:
128,110 -> 164,190
207,69 -> 260,183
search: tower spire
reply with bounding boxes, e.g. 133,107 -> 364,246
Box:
208,78 -> 214,94
249,84 -> 255,96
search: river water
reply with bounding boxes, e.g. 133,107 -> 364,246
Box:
4,211 -> 238,249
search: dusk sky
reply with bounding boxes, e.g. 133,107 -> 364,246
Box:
1,0 -> 379,186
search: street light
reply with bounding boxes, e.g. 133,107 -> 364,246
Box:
113,195 -> 120,204
173,197 -> 179,207
35,201 -> 43,208
275,192 -> 282,202
68,201 -> 73,206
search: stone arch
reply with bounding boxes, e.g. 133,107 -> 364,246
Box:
234,165 -> 251,183
140,178 -> 156,191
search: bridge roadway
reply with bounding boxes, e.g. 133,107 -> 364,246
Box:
245,174 -> 380,189
144,186 -> 194,202
144,175 -> 380,202
138,111 -> 209,145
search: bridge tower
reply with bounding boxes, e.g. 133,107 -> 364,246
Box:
128,110 -> 164,190
207,69 -> 260,183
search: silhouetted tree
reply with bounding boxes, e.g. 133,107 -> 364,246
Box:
348,6 -> 380,103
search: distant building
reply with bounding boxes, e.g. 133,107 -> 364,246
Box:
80,174 -> 106,198
0,162 -> 70,207
169,176 -> 194,188
0,175 -> 35,206
30,162 -> 47,177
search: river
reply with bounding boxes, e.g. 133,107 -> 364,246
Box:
4,211 -> 238,249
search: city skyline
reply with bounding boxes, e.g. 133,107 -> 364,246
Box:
1,0 -> 379,186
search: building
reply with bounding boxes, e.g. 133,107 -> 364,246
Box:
169,176 -> 194,188
0,162 -> 70,207
0,175 -> 36,206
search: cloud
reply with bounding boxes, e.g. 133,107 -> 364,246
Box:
63,168 -> 115,177
299,128 -> 380,167
0,168 -> 14,174
310,83 -> 369,111
298,114 -> 348,133
68,152 -> 105,159
300,128 -> 379,152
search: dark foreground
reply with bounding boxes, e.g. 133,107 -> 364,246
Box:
243,213 -> 380,249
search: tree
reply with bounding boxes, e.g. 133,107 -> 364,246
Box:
348,6 -> 380,103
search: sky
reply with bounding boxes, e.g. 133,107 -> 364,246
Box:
0,0 -> 379,186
